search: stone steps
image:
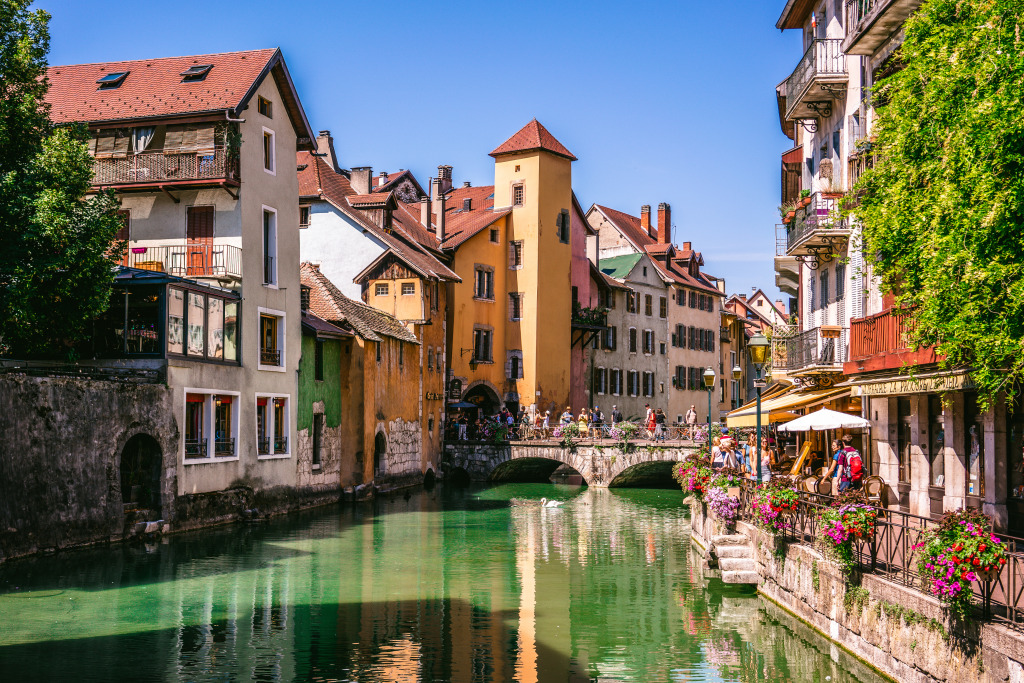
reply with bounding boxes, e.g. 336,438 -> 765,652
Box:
711,533 -> 759,585
712,534 -> 748,546
722,570 -> 761,585
719,557 -> 757,572
716,545 -> 751,559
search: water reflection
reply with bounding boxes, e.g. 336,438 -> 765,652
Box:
0,485 -> 887,682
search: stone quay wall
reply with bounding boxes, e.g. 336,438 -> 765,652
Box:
689,504 -> 1024,683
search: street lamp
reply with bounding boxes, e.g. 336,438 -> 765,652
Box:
731,365 -> 742,380
702,366 -> 716,451
748,332 -> 771,484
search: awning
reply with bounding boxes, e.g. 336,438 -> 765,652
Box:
727,387 -> 851,428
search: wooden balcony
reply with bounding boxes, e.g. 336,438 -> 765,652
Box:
843,0 -> 924,57
844,307 -> 939,374
92,146 -> 239,191
782,39 -> 847,121
121,243 -> 242,281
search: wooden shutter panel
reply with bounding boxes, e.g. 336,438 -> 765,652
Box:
195,125 -> 216,154
164,125 -> 185,152
94,130 -> 116,157
112,129 -> 129,158
180,125 -> 199,152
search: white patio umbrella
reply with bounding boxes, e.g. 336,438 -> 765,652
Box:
777,407 -> 869,432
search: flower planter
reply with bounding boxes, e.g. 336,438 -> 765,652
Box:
799,197 -> 812,208
786,210 -> 797,219
727,487 -> 741,499
976,567 -> 1000,582
822,192 -> 844,200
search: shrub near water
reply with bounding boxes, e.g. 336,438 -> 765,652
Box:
913,509 -> 1008,618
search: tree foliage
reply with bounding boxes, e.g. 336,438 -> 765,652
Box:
855,0 -> 1024,406
0,0 -> 123,356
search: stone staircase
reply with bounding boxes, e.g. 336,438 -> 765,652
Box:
712,534 -> 760,585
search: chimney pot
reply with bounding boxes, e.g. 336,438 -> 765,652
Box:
436,165 -> 453,198
739,293 -> 747,301
682,241 -> 692,251
316,131 -> 341,173
463,181 -> 471,188
657,203 -> 671,245
351,166 -> 372,195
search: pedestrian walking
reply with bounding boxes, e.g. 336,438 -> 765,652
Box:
592,405 -> 605,437
646,408 -> 657,440
654,409 -> 667,442
611,405 -> 623,426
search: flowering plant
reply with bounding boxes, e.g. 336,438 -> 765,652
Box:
749,482 -> 799,533
553,421 -> 583,451
608,421 -> 640,453
817,503 -> 877,573
478,420 -> 509,445
674,453 -> 713,501
913,509 -> 1008,618
706,486 -> 740,528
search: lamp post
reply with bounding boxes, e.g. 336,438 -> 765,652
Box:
702,367 -> 716,451
748,332 -> 771,484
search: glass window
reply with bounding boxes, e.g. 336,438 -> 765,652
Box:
223,301 -> 238,362
257,398 -> 269,455
375,283 -> 388,296
187,292 -> 205,356
207,296 -> 224,360
125,289 -> 160,354
273,398 -> 287,453
965,394 -> 985,497
214,396 -> 233,456
168,288 -> 184,355
185,394 -> 206,458
402,282 -> 415,295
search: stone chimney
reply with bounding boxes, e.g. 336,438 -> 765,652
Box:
351,167 -> 372,195
316,130 -> 340,173
640,205 -> 651,235
436,165 -> 453,198
776,299 -> 786,312
657,203 -> 671,244
433,172 -> 449,244
738,293 -> 747,301
378,171 -> 389,188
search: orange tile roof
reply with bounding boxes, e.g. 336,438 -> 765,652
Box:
45,49 -> 313,145
490,119 -> 577,161
297,151 -> 354,201
433,185 -> 510,250
594,204 -> 658,248
301,263 -> 419,344
348,192 -> 393,207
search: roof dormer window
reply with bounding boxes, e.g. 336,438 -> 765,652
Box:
180,64 -> 213,81
96,71 -> 129,89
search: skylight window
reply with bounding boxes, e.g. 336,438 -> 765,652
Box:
180,64 -> 213,81
96,71 -> 129,89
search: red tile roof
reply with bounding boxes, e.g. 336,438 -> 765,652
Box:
348,192 -> 393,207
301,263 -> 419,344
297,151 -> 354,202
594,204 -> 657,248
432,185 -> 510,250
45,49 -> 314,146
490,119 -> 577,161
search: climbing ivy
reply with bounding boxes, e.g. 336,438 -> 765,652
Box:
853,0 -> 1024,408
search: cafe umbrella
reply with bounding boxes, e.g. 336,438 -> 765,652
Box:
777,408 -> 869,432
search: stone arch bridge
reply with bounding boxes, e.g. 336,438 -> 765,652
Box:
442,440 -> 699,487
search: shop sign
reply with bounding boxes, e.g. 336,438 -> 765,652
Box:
855,372 -> 974,397
425,392 -> 444,400
447,379 -> 462,400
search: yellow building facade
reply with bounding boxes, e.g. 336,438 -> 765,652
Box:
443,120 -> 576,416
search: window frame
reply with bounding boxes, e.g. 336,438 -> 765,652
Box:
473,265 -> 495,301
262,206 -> 278,287
257,95 -> 273,118
509,240 -> 524,270
375,282 -> 389,296
512,183 -> 524,207
472,326 -> 494,363
255,392 -> 291,459
262,127 -> 276,176
183,388 -> 241,463
401,282 -> 416,296
257,307 -> 287,373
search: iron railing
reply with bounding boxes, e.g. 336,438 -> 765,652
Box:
273,436 -> 288,453
92,146 -> 239,186
736,482 -> 1024,631
785,193 -> 849,252
257,437 -> 271,455
121,243 -> 242,279
260,349 -> 281,366
780,326 -> 848,372
184,438 -> 207,459
783,39 -> 847,120
214,438 -> 235,456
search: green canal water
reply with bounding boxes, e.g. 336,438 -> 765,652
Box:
0,484 -> 889,682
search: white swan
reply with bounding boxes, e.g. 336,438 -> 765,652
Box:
539,497 -> 563,508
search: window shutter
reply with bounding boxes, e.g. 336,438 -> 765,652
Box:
611,326 -> 617,350
164,125 -> 185,153
710,331 -> 716,353
487,272 -> 494,299
195,125 -> 216,154
94,130 -> 116,157
180,125 -> 198,152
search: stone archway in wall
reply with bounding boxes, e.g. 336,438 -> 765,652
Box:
607,461 -> 679,489
120,433 -> 163,512
490,456 -> 585,484
374,431 -> 387,477
463,381 -> 501,418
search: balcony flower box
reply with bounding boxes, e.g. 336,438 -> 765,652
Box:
819,325 -> 843,339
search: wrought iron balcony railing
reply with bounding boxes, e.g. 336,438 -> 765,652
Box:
121,243 -> 242,280
273,436 -> 288,453
784,193 -> 851,257
257,437 -> 271,455
777,326 -> 848,373
184,438 -> 207,459
214,438 -> 235,456
843,0 -> 923,56
92,146 -> 239,187
783,39 -> 847,121
260,349 -> 281,366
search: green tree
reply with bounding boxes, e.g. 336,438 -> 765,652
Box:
855,0 -> 1024,406
0,0 -> 123,356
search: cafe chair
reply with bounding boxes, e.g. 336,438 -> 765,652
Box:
863,476 -> 885,512
816,477 -> 832,496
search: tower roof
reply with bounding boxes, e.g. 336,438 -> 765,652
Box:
489,119 -> 577,161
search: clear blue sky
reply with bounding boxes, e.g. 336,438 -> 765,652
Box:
39,0 -> 800,303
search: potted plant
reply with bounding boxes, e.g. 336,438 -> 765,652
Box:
705,485 -> 740,532
749,481 -> 799,533
913,509 -> 1008,618
817,501 -> 878,574
674,453 -> 713,502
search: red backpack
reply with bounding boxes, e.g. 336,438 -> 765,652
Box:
845,447 -> 864,482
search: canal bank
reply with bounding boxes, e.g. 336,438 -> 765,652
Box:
0,484 -> 891,682
689,503 -> 1024,683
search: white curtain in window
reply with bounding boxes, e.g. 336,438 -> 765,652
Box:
132,127 -> 156,153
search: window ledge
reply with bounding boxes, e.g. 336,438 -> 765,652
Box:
472,297 -> 495,303
471,359 -> 494,365
184,455 -> 239,465
258,453 -> 291,460
258,363 -> 287,373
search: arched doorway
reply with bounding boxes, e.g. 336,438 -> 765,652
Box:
463,383 -> 500,418
374,432 -> 387,476
120,434 -> 162,511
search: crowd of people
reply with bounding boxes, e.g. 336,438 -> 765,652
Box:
709,428 -> 776,482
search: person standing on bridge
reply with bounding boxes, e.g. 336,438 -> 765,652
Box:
592,406 -> 605,438
611,405 -> 622,426
560,407 -> 573,426
685,405 -> 698,439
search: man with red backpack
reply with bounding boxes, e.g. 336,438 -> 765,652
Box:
838,434 -> 865,492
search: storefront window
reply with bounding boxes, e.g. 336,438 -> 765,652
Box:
965,394 -> 985,498
167,288 -> 184,355
897,397 -> 912,484
185,394 -> 206,459
207,296 -> 224,360
928,395 -> 945,487
187,292 -> 205,356
224,301 -> 238,362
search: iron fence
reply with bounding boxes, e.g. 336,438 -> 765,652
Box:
92,146 -> 239,186
784,39 -> 847,119
122,243 -> 242,279
779,326 -> 848,372
786,193 -> 849,252
736,481 -> 1024,630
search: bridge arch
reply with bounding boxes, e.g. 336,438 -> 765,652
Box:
607,460 -> 679,488
489,457 -> 582,484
